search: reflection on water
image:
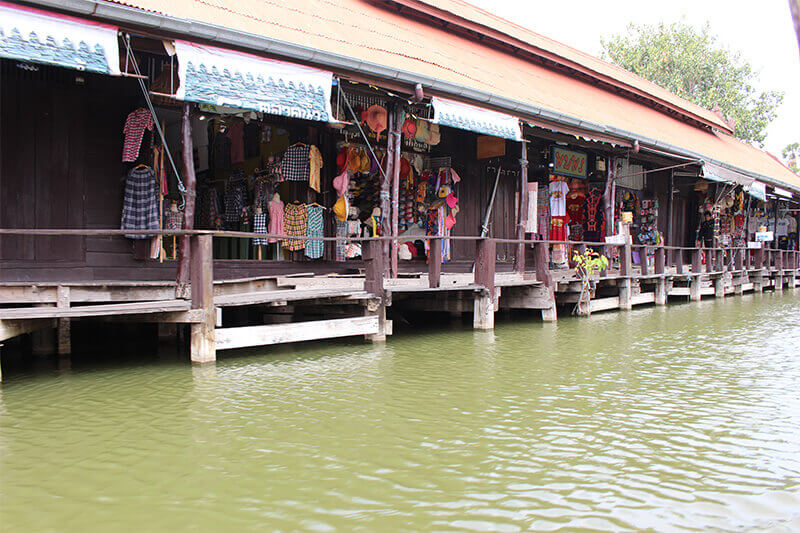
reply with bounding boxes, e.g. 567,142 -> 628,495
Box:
2,293 -> 800,531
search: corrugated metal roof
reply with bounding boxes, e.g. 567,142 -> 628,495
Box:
52,0 -> 800,190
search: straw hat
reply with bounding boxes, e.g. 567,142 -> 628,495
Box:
359,148 -> 371,173
333,195 -> 349,221
427,123 -> 441,145
333,170 -> 349,197
365,105 -> 387,136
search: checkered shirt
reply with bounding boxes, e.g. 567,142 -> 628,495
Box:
122,108 -> 154,162
253,212 -> 268,246
282,145 -> 311,182
283,203 -> 308,251
121,166 -> 160,238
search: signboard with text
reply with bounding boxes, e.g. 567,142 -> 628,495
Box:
552,147 -> 587,178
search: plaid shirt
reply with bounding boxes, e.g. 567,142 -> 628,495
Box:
253,212 -> 268,246
122,109 -> 154,162
282,145 -> 311,182
283,203 -> 308,251
164,209 -> 183,230
305,204 -> 324,259
121,166 -> 160,238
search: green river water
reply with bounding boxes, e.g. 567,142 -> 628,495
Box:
1,293 -> 800,531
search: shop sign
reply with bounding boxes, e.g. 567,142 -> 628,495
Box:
755,231 -> 774,242
747,241 -> 763,249
552,147 -> 587,178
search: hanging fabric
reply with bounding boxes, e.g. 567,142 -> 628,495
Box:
122,109 -> 154,162
253,212 -> 268,246
305,205 -> 325,259
283,203 -> 308,251
121,166 -> 160,239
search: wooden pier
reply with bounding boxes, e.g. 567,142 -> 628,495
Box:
1,229 -> 798,380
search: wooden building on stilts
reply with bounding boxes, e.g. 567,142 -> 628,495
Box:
2,0 -> 800,380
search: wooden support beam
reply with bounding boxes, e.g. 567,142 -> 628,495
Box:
364,298 -> 388,343
56,285 -> 71,356
621,243 -> 632,277
216,316 -> 380,351
363,240 -> 385,299
655,247 -> 665,275
714,276 -> 725,298
388,106 -> 403,278
428,237 -> 442,288
0,319 -> 56,342
734,248 -> 743,271
190,234 -> 215,364
640,247 -> 650,276
176,103 -> 196,299
675,249 -> 684,275
691,249 -> 701,274
689,275 -> 702,301
474,238 -> 496,330
533,241 -> 553,287
514,141 -> 529,275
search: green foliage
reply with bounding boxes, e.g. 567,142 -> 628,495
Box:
573,248 -> 609,279
601,21 -> 783,146
782,142 -> 800,173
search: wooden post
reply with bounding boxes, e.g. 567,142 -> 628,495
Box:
675,248 -> 684,275
691,248 -> 701,274
474,238 -> 496,330
176,103 -> 196,299
514,141 -> 529,275
190,234 -> 215,364
621,243 -> 632,277
655,246 -> 665,275
734,248 -> 743,271
655,278 -> 667,305
619,278 -> 632,310
389,106 -> 402,278
428,237 -> 442,288
381,108 -> 396,277
640,246 -> 650,276
534,241 -> 557,322
714,274 -> 725,298
56,285 -> 71,356
363,239 -> 385,299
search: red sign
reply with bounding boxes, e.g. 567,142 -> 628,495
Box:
552,147 -> 587,178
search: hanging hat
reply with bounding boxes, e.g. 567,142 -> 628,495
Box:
411,154 -> 424,174
427,123 -> 441,145
347,148 -> 360,173
445,213 -> 457,230
365,105 -> 387,136
359,148 -> 371,173
402,118 -> 417,139
333,195 -> 349,221
336,147 -> 348,173
333,170 -> 349,197
446,193 -> 458,209
450,168 -> 462,183
415,120 -> 430,143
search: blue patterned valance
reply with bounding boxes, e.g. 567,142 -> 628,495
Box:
432,96 -> 521,141
0,1 -> 120,75
174,40 -> 333,123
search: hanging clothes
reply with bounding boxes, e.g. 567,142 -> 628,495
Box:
224,173 -> 248,226
122,108 -> 154,162
121,166 -> 160,239
213,130 -> 232,170
283,203 -> 308,251
253,212 -> 268,246
152,144 -> 168,196
335,220 -> 348,262
268,198 -> 285,244
282,144 -> 311,182
309,145 -> 323,192
164,208 -> 183,230
229,120 -> 245,164
305,204 -> 325,259
244,121 -> 261,158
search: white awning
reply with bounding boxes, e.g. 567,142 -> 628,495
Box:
174,40 -> 334,123
774,187 -> 792,198
432,96 -> 522,141
0,1 -> 120,75
701,161 -> 755,187
746,181 -> 767,202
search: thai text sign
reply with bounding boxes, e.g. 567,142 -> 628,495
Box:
552,147 -> 587,178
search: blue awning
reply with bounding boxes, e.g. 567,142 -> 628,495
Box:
0,1 -> 120,75
432,96 -> 522,141
174,40 -> 334,123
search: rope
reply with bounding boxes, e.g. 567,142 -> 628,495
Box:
122,34 -> 191,208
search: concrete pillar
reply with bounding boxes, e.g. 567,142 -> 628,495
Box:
714,276 -> 725,298
619,279 -> 632,310
655,278 -> 667,305
473,292 -> 495,330
774,273 -> 784,292
689,275 -> 702,301
364,298 -> 387,343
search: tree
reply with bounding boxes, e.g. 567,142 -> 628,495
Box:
601,21 -> 783,146
782,142 -> 800,173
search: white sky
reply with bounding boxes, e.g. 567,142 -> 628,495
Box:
467,0 -> 800,158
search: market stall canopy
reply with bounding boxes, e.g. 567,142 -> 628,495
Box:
431,97 -> 522,141
0,1 -> 120,75
173,40 -> 334,123
701,161 -> 755,187
746,182 -> 767,202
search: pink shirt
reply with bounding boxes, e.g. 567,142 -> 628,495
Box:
268,199 -> 284,243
